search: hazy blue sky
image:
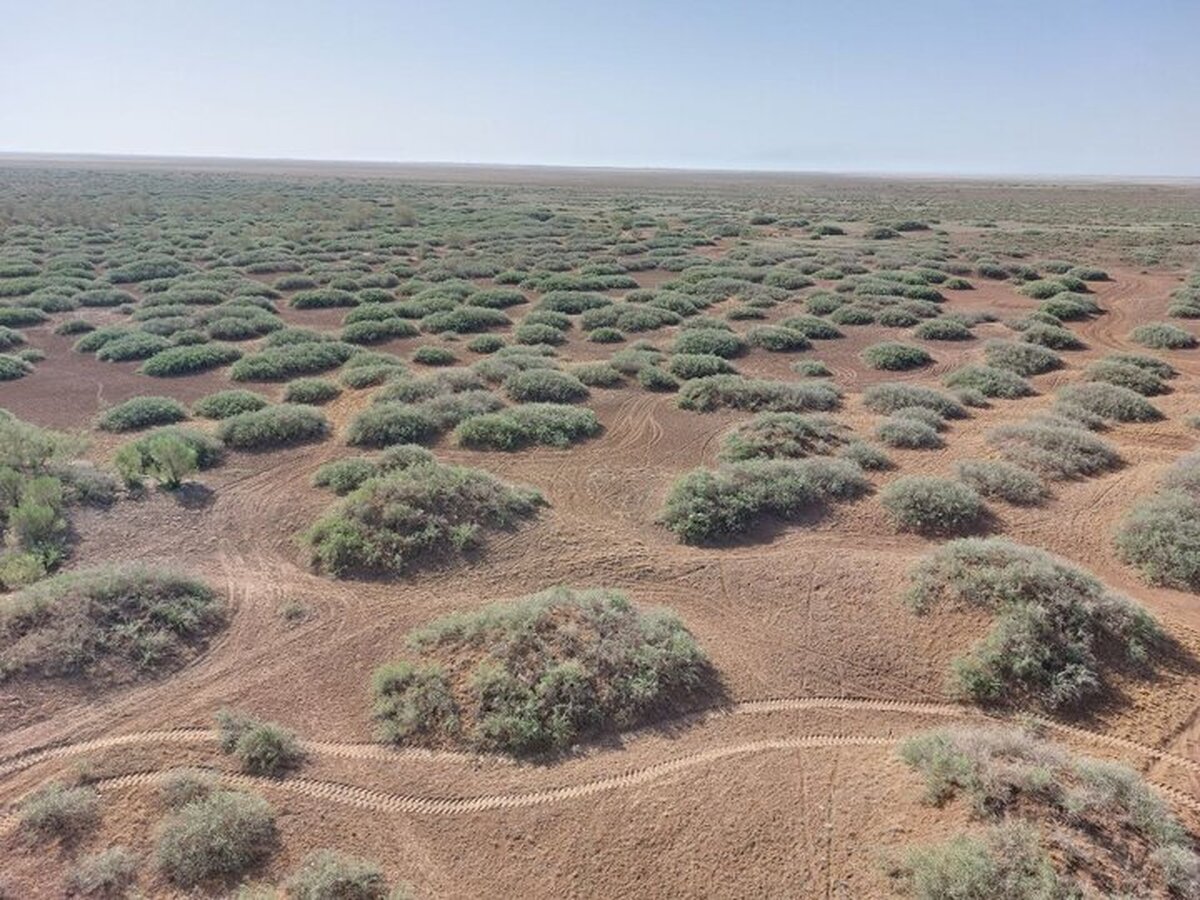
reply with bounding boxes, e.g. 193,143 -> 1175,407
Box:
3,0 -> 1198,175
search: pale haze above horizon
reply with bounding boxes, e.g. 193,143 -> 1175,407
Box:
3,0 -> 1198,178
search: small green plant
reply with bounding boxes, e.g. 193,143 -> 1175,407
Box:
140,343 -> 242,376
504,369 -> 589,404
983,339 -> 1060,375
19,781 -> 100,841
1130,322 -> 1196,349
677,375 -> 840,413
216,404 -> 329,450
988,420 -> 1117,478
283,377 -> 341,405
943,366 -> 1032,399
862,383 -> 965,419
955,460 -> 1046,506
97,396 -> 188,432
881,477 -> 984,533
1055,382 -> 1161,422
155,790 -> 276,887
875,417 -> 943,449
455,403 -> 601,450
216,709 -> 304,775
861,342 -> 932,370
67,846 -> 138,897
412,345 -> 457,366
286,850 -> 392,900
193,390 -> 269,419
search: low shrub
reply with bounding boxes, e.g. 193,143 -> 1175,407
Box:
216,709 -> 304,776
0,354 -> 33,380
876,417 -> 943,449
720,413 -> 846,461
504,369 -> 589,404
292,288 -> 358,309
677,375 -> 840,413
981,340 -> 1059,375
374,587 -> 708,753
422,307 -> 510,334
193,390 -> 269,419
1021,323 -> 1084,350
114,427 -> 224,482
746,325 -> 810,351
513,322 -> 567,345
345,404 -> 438,447
95,332 -> 172,361
283,378 -> 341,405
588,327 -> 624,343
1130,322 -> 1196,350
988,421 -> 1118,478
97,396 -> 188,432
792,360 -> 832,377
313,458 -> 378,494
907,539 -> 1160,707
881,477 -> 984,533
467,334 -> 505,354
913,318 -> 972,341
286,850 -> 392,900
861,342 -> 932,371
455,403 -> 601,450
672,328 -> 746,358
661,457 -> 867,542
341,318 -> 419,344
304,460 -> 543,575
412,345 -> 457,366
19,781 -> 100,841
899,822 -> 1063,900
779,315 -> 843,339
230,341 -> 356,381
667,353 -> 736,380
570,362 -> 623,387
68,846 -> 138,896
0,565 -> 224,681
216,404 -> 329,450
155,790 -> 276,887
1117,494 -> 1200,591
140,343 -> 242,377
1055,382 -> 1161,422
862,383 -> 965,419
943,365 -> 1032,399
638,366 -> 680,391
955,460 -> 1046,506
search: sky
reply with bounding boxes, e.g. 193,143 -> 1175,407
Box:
3,0 -> 1198,176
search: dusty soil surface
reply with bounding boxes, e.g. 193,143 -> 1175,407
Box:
2,171 -> 1200,897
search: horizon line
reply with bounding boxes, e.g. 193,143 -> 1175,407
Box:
2,150 -> 1198,186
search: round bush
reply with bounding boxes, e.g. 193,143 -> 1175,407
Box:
861,342 -> 932,371
155,791 -> 276,887
913,318 -> 972,341
956,460 -> 1047,506
283,378 -> 341,405
672,328 -> 747,358
943,365 -> 1033,399
140,343 -> 242,377
746,325 -> 811,352
881,476 -> 985,533
98,396 -> 188,432
984,340 -> 1061,375
1131,323 -> 1196,350
876,417 -> 943,449
412,345 -> 457,366
504,369 -> 589,404
1056,383 -> 1161,422
193,390 -> 269,419
668,353 -> 736,380
217,404 -> 329,450
1117,494 -> 1200,590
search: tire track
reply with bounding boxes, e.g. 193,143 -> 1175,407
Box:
3,696 -> 1199,785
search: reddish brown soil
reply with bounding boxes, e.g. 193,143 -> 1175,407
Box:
2,244 -> 1199,897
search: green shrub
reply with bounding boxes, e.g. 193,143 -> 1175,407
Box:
900,822 -> 1065,900
661,458 -> 867,542
881,477 -> 984,533
1130,322 -> 1197,349
0,306 -> 49,325
907,539 -> 1160,707
193,390 -> 269,419
779,315 -> 842,339
304,460 -> 543,575
829,305 -> 875,325
283,378 -> 341,405
292,288 -> 358,309
0,565 -> 224,681
140,343 -> 242,377
455,403 -> 601,450
97,396 -> 188,433
792,359 -> 832,377
570,362 -> 622,387
1021,323 -> 1084,350
863,384 -> 965,419
913,318 -> 972,341
638,366 -> 679,391
217,404 -> 329,450
68,846 -> 138,896
876,417 -> 943,449
672,328 -> 746,358
230,342 -> 356,381
115,427 -> 224,483
983,340 -> 1061,375
412,345 -> 457,366
666,353 -> 735,380
720,413 -> 846,461
987,421 -> 1117,478
504,369 -> 589,403
677,375 -> 840,413
313,458 -> 378,495
92,331 -> 171,362
746,325 -> 810,352
155,790 -> 276,887
341,318 -> 419,344
55,319 -> 95,336
19,781 -> 100,841
513,322 -> 567,345
943,365 -> 1032,399
0,354 -> 33,379
286,850 -> 391,900
133,433 -> 199,489
1055,382 -> 1161,422
375,587 -> 708,753
955,460 -> 1046,506
467,334 -> 505,354
346,404 -> 438,447
861,342 -> 932,371
1116,493 -> 1200,591
422,306 -> 510,334
536,290 -> 611,314
216,709 -> 304,775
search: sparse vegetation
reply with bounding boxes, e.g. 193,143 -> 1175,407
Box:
373,587 -> 709,753
155,789 -> 276,887
216,709 -> 304,776
880,477 -> 984,533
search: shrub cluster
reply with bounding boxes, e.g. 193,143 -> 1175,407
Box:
907,539 -> 1161,707
455,403 -> 601,450
97,395 -> 188,432
880,476 -> 985,533
677,375 -> 840,413
216,404 -> 329,450
373,587 -> 708,753
1116,452 -> 1200,591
